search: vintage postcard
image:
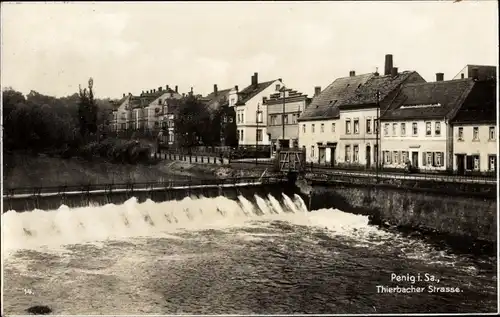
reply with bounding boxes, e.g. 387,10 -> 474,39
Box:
1,0 -> 498,315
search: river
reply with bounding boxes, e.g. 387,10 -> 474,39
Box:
2,192 -> 497,314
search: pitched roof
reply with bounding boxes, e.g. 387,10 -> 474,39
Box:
202,88 -> 232,111
341,71 -> 423,107
298,73 -> 373,121
451,79 -> 496,124
381,78 -> 476,121
235,80 -> 277,105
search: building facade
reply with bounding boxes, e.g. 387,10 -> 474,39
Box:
265,87 -> 310,155
450,79 -> 497,173
337,55 -> 426,168
381,75 -> 481,172
233,73 -> 284,146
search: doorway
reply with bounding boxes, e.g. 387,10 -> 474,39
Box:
456,154 -> 465,175
366,145 -> 371,168
411,151 -> 419,168
319,147 -> 326,164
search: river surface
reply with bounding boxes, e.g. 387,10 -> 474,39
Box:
2,193 -> 497,314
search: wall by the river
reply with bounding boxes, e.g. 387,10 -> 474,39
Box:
309,181 -> 497,243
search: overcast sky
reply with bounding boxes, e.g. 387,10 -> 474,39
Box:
1,1 -> 498,99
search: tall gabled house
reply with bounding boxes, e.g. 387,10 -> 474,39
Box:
233,73 -> 285,146
381,74 -> 475,172
298,72 -> 373,164
337,54 -> 426,167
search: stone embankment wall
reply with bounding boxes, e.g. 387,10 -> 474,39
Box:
308,181 -> 497,243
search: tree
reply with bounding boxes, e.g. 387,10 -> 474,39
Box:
173,95 -> 213,148
78,77 -> 98,141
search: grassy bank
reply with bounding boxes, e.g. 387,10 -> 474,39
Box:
3,153 -> 270,189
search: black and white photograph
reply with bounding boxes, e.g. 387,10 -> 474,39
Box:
1,0 -> 498,315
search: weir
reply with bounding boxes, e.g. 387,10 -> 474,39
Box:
3,176 -> 298,213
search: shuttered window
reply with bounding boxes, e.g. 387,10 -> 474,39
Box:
422,152 -> 426,166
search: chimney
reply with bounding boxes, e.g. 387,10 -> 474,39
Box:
384,54 -> 393,76
159,86 -> 163,92
374,67 -> 380,76
123,93 -> 125,97
314,86 -> 321,97
436,73 -> 444,82
471,67 -> 479,80
235,85 -> 239,92
349,70 -> 356,77
278,78 -> 282,82
391,67 -> 398,77
153,89 -> 156,93
214,84 -> 218,95
166,85 -> 169,91
189,87 -> 193,96
252,72 -> 258,86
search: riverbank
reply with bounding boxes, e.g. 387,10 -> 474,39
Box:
3,154 -> 271,189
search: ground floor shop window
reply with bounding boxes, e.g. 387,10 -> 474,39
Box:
466,155 -> 480,171
489,155 -> 496,171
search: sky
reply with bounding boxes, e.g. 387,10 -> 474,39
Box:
1,1 -> 498,99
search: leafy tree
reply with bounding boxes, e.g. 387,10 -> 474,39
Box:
173,95 -> 212,148
78,77 -> 98,140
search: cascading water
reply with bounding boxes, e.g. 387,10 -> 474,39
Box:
2,193 -> 307,254
2,192 -> 496,315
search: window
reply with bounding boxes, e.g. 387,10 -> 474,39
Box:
412,122 -> 418,136
402,151 -> 408,163
292,114 -> 298,124
374,119 -> 379,134
366,119 -> 372,134
384,123 -> 389,136
345,145 -> 351,162
256,129 -> 263,142
302,124 -> 306,133
311,145 -> 315,157
473,156 -> 480,170
331,123 -> 336,133
401,123 -> 406,136
435,152 -> 442,167
312,124 -> 315,133
426,152 -> 432,166
489,155 -> 496,171
393,151 -> 399,164
271,115 -> 277,125
392,123 -> 397,136
276,84 -> 281,91
353,145 -> 359,162
354,119 -> 359,134
241,113 -> 244,123
346,119 -> 351,134
237,113 -> 241,123
257,111 -> 263,123
384,151 -> 391,164
426,122 -> 432,136
435,122 -> 441,136
489,126 -> 496,140
320,123 -> 324,133
473,127 -> 479,140
458,127 -> 463,140
241,130 -> 244,141
158,99 -> 162,105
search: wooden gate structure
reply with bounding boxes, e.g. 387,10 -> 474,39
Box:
275,149 -> 306,174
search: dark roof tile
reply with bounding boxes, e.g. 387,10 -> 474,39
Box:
299,73 -> 373,121
451,79 -> 497,124
381,78 -> 476,121
235,80 -> 277,105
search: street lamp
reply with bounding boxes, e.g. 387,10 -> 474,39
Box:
281,86 -> 286,150
375,90 -> 380,183
256,102 -> 261,165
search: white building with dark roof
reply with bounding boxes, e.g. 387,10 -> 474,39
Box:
233,72 -> 285,146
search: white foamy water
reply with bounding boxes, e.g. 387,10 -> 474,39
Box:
3,194 -> 320,254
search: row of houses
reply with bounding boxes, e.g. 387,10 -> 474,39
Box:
111,54 -> 497,173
